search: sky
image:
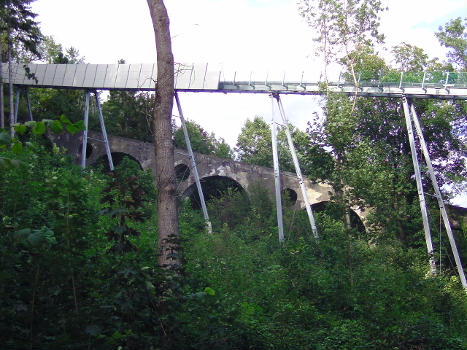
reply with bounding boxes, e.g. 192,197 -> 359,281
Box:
31,0 -> 466,205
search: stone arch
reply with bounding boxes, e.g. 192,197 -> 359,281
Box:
92,152 -> 143,171
282,188 -> 298,206
310,200 -> 366,233
182,175 -> 247,209
79,141 -> 94,159
175,163 -> 190,181
81,130 -> 153,171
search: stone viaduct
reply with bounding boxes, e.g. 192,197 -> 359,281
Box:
51,130 -> 369,224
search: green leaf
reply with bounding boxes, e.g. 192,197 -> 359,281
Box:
14,124 -> 27,135
204,287 -> 216,296
50,120 -> 63,134
73,120 -> 85,131
59,114 -> 71,124
65,123 -> 79,134
11,141 -> 23,154
32,121 -> 46,135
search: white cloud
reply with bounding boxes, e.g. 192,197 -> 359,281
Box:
380,0 -> 466,60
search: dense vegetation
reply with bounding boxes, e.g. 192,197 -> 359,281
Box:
0,133 -> 466,349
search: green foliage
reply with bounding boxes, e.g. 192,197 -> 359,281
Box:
298,0 -> 386,83
101,89 -> 154,143
0,117 -> 83,169
0,129 -> 465,349
12,36 -> 87,125
99,156 -> 157,253
236,116 -> 330,179
0,135 -> 166,348
392,42 -> 429,72
38,35 -> 83,64
435,17 -> 467,70
1,10 -> 466,349
0,0 -> 42,62
207,187 -> 250,231
179,195 -> 467,349
174,120 -> 233,159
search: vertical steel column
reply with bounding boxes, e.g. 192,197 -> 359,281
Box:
94,91 -> 114,171
402,96 -> 436,275
81,91 -> 90,168
409,103 -> 467,291
13,89 -> 20,123
274,94 -> 318,238
25,89 -> 33,121
271,117 -> 284,242
174,92 -> 212,234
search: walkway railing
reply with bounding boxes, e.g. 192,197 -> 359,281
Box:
1,62 -> 467,99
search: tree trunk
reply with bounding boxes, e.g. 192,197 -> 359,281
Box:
336,157 -> 354,288
147,0 -> 180,269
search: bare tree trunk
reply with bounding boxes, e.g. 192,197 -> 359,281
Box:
147,0 -> 180,269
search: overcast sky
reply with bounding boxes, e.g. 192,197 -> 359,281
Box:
31,0 -> 466,205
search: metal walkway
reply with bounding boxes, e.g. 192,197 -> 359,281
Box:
3,63 -> 467,99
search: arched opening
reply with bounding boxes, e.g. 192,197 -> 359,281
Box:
183,176 -> 248,230
183,175 -> 246,209
92,152 -> 143,172
282,188 -> 297,206
79,142 -> 94,159
311,201 -> 366,234
175,163 -> 190,182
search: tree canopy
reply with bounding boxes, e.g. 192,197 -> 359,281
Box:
174,120 -> 233,159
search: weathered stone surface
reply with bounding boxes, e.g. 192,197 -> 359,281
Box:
51,130 -> 369,222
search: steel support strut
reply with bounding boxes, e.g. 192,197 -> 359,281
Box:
402,96 -> 437,275
273,93 -> 318,238
14,89 -> 20,123
25,89 -> 33,121
94,91 -> 114,171
13,88 -> 33,122
174,92 -> 212,234
81,91 -> 114,171
270,107 -> 284,242
81,91 -> 90,168
409,102 -> 467,291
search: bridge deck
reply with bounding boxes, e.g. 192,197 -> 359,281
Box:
2,63 -> 467,99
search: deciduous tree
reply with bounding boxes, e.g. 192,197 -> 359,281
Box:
174,120 -> 233,159
0,0 -> 41,136
436,17 -> 467,71
147,0 -> 180,269
298,0 -> 386,89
